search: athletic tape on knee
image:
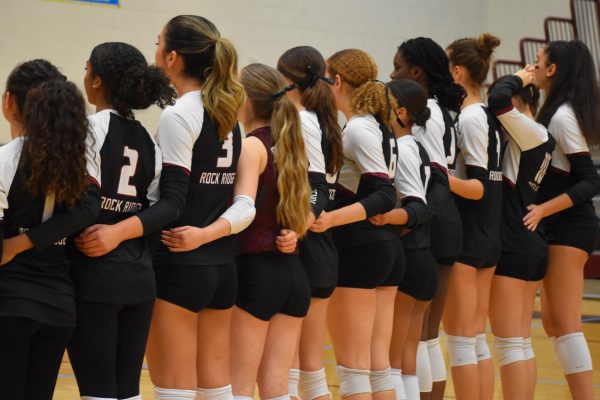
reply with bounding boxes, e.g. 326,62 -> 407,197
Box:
554,332 -> 593,375
390,368 -> 407,400
370,367 -> 394,393
289,368 -> 300,399
476,333 -> 492,361
299,368 -> 331,400
401,375 -> 420,400
493,336 -> 525,366
153,386 -> 196,400
416,342 -> 433,392
522,337 -> 535,360
196,384 -> 234,400
427,337 -> 447,382
446,335 -> 477,367
336,365 -> 371,397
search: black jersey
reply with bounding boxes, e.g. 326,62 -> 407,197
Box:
298,110 -> 338,289
333,114 -> 397,250
488,76 -> 555,257
154,90 -> 242,266
70,110 -> 161,304
0,137 -> 101,327
455,103 -> 503,266
394,135 -> 432,250
537,103 -> 600,222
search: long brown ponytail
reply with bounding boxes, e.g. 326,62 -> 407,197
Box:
277,46 -> 343,175
241,63 -> 311,237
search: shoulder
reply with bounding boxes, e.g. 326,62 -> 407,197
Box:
396,136 -> 420,163
459,103 -> 488,133
0,137 -> 24,187
427,99 -> 445,125
549,103 -> 579,134
344,114 -> 381,143
159,91 -> 204,133
299,110 -> 322,137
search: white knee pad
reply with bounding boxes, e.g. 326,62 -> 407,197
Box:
446,335 -> 477,367
154,387 -> 196,400
390,368 -> 406,400
263,396 -> 290,400
476,333 -> 492,361
336,365 -> 371,397
427,337 -> 447,382
299,368 -> 331,400
81,397 -> 117,400
288,368 -> 300,399
522,337 -> 535,360
401,375 -> 420,400
493,336 -> 525,367
554,332 -> 593,375
416,342 -> 432,392
370,367 -> 394,393
121,396 -> 142,400
196,385 -> 233,400
233,397 -> 253,400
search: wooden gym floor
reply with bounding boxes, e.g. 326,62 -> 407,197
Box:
54,281 -> 600,399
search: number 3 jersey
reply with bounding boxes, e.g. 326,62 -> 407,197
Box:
153,90 -> 241,266
70,109 -> 162,304
488,76 -> 555,257
333,114 -> 397,250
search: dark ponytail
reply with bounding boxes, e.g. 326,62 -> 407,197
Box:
89,42 -> 176,119
397,37 -> 465,113
387,80 -> 431,127
21,79 -> 90,206
277,46 -> 343,175
488,75 -> 540,117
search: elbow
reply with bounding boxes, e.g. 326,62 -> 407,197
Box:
382,186 -> 398,213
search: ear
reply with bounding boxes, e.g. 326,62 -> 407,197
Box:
546,63 -> 557,78
92,75 -> 102,90
451,65 -> 462,81
397,106 -> 409,124
3,91 -> 17,114
412,65 -> 424,79
166,50 -> 178,70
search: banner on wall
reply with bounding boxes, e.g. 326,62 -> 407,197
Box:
49,0 -> 119,6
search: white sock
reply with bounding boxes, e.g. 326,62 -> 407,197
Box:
154,387 -> 196,400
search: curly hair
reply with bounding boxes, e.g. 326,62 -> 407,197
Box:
397,37 -> 465,113
20,79 -> 90,206
164,15 -> 245,140
327,49 -> 397,125
277,46 -> 343,175
447,33 -> 501,85
89,42 -> 176,119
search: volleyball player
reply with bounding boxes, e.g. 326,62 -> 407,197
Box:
276,46 -> 343,400
369,79 -> 435,400
526,40 -> 600,400
444,34 -> 503,400
390,37 -> 465,400
65,42 -> 175,400
487,70 -> 554,400
310,49 -> 399,400
0,60 -> 100,399
230,63 -> 312,400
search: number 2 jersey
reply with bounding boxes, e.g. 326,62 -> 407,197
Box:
333,114 -> 397,250
153,90 -> 241,266
488,76 -> 555,257
70,109 -> 161,304
455,103 -> 503,267
0,136 -> 101,326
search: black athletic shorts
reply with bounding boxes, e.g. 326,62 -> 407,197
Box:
495,252 -> 548,282
311,286 -> 335,299
398,249 -> 438,301
236,253 -> 311,321
337,240 -> 399,289
155,261 -> 237,312
543,215 -> 599,255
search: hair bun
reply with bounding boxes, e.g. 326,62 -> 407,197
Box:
476,33 -> 501,58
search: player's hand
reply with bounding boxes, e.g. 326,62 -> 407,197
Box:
276,229 -> 297,253
514,66 -> 535,87
523,203 -> 546,231
369,213 -> 389,226
161,226 -> 207,252
75,224 -> 122,257
0,238 -> 18,266
309,211 -> 333,233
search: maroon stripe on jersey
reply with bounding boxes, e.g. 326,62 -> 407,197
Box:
163,163 -> 191,176
494,104 -> 514,116
88,176 -> 100,188
549,165 -> 569,176
431,162 -> 448,174
401,196 -> 425,206
363,172 -> 391,180
502,175 -> 516,188
566,151 -> 591,157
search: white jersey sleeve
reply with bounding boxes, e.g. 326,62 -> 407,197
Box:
395,136 -> 427,203
147,140 -> 162,206
86,111 -> 112,187
497,107 -> 548,151
344,116 -> 389,175
412,99 -> 446,168
300,110 -> 326,174
549,104 -> 589,155
458,104 -> 489,170
0,138 -> 25,220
